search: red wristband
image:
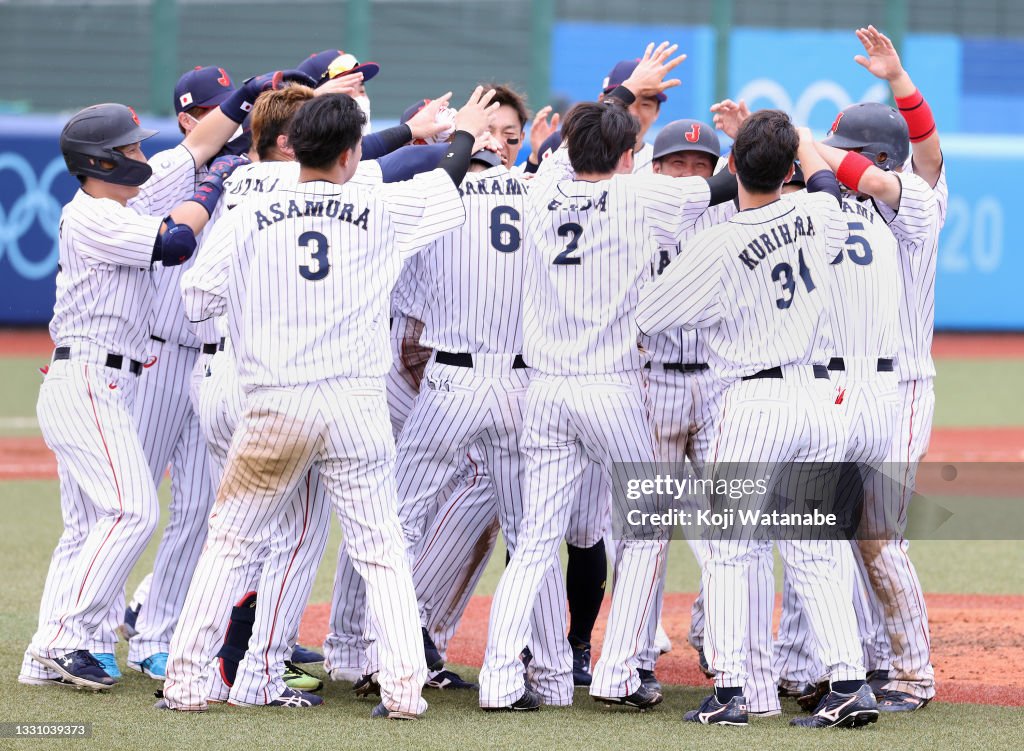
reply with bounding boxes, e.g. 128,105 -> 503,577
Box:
895,88 -> 936,143
836,151 -> 873,190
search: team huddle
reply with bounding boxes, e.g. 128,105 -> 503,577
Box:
22,24 -> 945,728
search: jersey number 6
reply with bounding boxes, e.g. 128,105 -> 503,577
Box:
489,206 -> 521,253
298,230 -> 330,281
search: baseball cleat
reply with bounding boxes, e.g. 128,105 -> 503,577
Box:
267,687 -> 324,708
594,683 -> 663,710
422,627 -> 444,671
352,672 -> 381,697
92,652 -> 122,680
426,669 -> 478,690
796,680 -> 829,712
482,686 -> 542,712
638,668 -> 662,695
371,702 -> 421,720
876,689 -> 930,712
154,698 -> 207,712
778,680 -> 816,699
290,645 -> 324,664
118,602 -> 141,640
570,639 -> 592,687
697,648 -> 715,679
790,684 -> 879,728
128,652 -> 167,680
18,674 -> 83,690
684,694 -> 749,726
31,649 -> 117,691
329,666 -> 363,683
283,660 -> 323,692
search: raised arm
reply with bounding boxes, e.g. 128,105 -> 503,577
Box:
854,25 -> 942,187
813,140 -> 902,209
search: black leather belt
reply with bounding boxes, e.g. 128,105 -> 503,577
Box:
742,364 -> 829,381
827,357 -> 895,372
435,351 -> 528,369
151,334 -> 167,343
202,342 -> 219,355
53,346 -> 143,376
663,362 -> 709,372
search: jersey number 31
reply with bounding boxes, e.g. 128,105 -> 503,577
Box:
771,248 -> 815,309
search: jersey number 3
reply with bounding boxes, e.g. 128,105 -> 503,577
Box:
298,230 -> 330,281
771,248 -> 816,309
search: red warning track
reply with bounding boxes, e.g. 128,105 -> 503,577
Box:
299,592 -> 1024,707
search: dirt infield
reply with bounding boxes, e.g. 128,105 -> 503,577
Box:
299,591 -> 1024,707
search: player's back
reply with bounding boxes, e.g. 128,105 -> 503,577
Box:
418,166 -> 528,355
523,172 -> 709,374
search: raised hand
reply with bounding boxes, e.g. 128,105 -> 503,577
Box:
621,41 -> 688,98
710,98 -> 750,139
854,25 -> 905,82
454,86 -> 500,138
529,106 -> 560,157
407,92 -> 456,141
314,73 -> 364,98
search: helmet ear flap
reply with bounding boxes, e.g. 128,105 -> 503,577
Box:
874,150 -> 890,167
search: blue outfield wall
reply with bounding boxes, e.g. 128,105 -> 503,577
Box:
1,23 -> 1022,328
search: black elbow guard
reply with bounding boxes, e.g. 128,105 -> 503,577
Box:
154,218 -> 198,267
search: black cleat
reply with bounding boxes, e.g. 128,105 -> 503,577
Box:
422,627 -> 444,671
31,650 -> 116,691
482,686 -> 542,712
638,668 -> 662,695
790,684 -> 879,728
594,682 -> 663,710
570,639 -> 592,687
684,694 -> 749,725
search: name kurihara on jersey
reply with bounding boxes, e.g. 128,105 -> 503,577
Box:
788,191 -> 901,360
523,172 -> 710,375
416,165 -> 529,355
636,192 -> 846,381
181,169 -> 464,388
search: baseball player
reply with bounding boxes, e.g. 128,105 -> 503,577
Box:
168,90 -> 497,716
637,113 -> 878,729
803,28 -> 945,711
120,65 -> 239,683
479,42 -> 739,712
19,68 -> 279,689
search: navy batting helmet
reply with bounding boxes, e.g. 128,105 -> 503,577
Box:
822,102 -> 909,171
60,103 -> 158,186
652,119 -> 720,161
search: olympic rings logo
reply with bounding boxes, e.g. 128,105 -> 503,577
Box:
0,152 -> 67,280
734,79 -> 890,128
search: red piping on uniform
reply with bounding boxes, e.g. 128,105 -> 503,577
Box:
628,540 -> 665,679
262,470 -> 313,703
50,364 -> 125,649
412,452 -> 480,576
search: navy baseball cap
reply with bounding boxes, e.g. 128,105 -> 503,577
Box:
298,50 -> 380,86
537,129 -> 563,162
602,60 -> 667,103
652,119 -> 720,161
401,99 -> 429,124
174,66 -> 235,114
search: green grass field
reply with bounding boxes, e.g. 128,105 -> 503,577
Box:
2,353 -> 1023,749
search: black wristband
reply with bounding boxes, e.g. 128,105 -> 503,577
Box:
705,169 -> 738,206
805,169 -> 842,205
603,85 -> 637,107
524,158 -> 539,174
437,130 -> 475,185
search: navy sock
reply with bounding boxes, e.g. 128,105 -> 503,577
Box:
566,540 -> 606,645
832,679 -> 865,694
715,686 -> 743,702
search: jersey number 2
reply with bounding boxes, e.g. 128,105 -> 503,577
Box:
553,222 -> 583,265
771,248 -> 816,309
298,231 -> 330,281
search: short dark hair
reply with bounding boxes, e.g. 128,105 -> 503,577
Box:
561,101 -> 638,175
486,83 -> 529,127
731,109 -> 799,194
287,94 -> 365,169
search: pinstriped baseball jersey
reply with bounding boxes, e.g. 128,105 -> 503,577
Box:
641,202 -> 737,364
537,141 -> 654,179
188,159 -> 386,346
787,192 -> 901,358
53,145 -> 196,363
417,165 -> 528,354
523,173 -> 711,374
636,193 -> 846,380
182,169 -> 465,388
874,165 -> 945,381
